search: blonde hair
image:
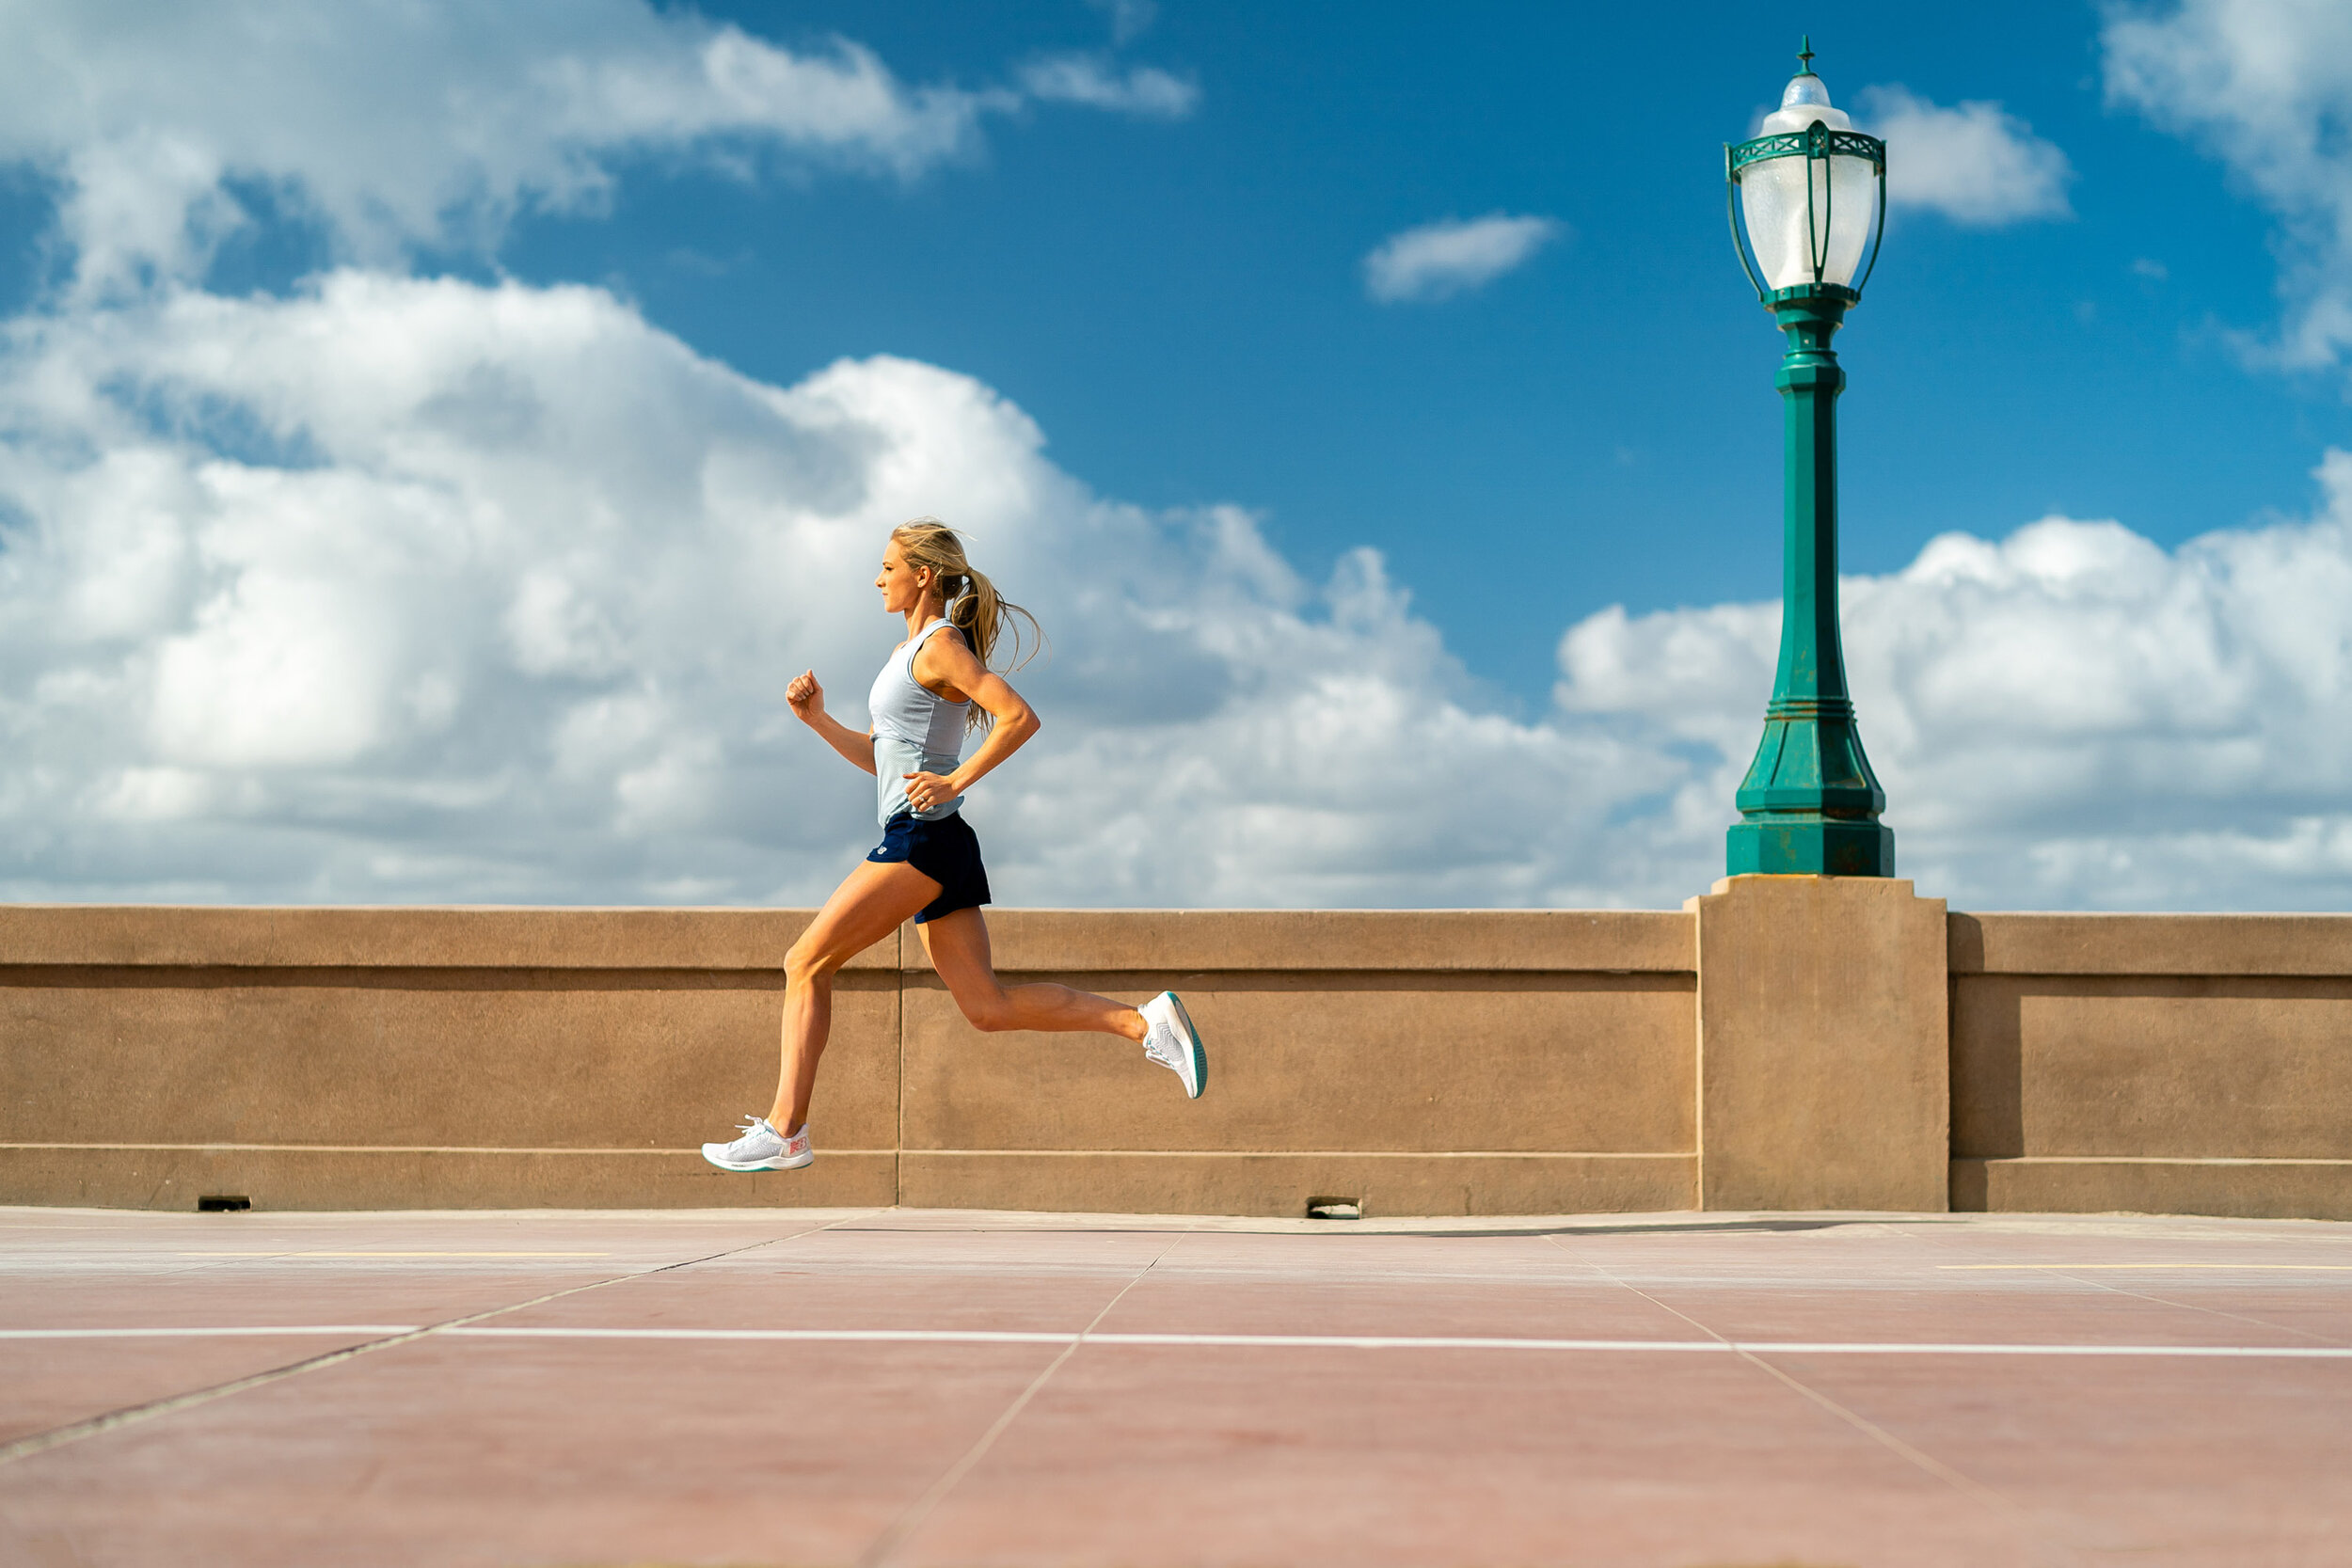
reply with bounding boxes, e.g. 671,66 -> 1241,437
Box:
892,518 -> 1045,729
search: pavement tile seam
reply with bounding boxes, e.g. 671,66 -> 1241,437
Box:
1729,1345 -> 2096,1567
1653,1220 -> 2342,1565
0,1207 -> 885,1471
1536,1227 -> 2081,1568
1871,1216 -> 2352,1355
858,1227 -> 1193,1568
2016,1269 -> 2352,1349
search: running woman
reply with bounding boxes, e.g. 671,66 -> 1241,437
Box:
702,518 -> 1206,1173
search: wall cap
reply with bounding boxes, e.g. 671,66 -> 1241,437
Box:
1951,911 -> 2352,976
0,905 -> 1697,974
0,905 -> 887,971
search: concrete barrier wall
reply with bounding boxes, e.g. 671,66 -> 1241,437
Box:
3,892 -> 2347,1218
896,911 -> 1696,1216
0,906 -> 1697,1217
0,908 -> 904,1211
1949,912 -> 2352,1221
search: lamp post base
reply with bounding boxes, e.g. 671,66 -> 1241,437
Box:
1725,816 -> 1894,877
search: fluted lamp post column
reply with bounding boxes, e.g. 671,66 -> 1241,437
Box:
1724,41 -> 1894,878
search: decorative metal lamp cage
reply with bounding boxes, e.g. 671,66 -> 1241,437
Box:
1725,44 -> 1886,305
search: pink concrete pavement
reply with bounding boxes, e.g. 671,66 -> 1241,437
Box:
1,1205 -> 2348,1567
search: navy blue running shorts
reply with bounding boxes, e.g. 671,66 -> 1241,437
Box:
866,812 -> 992,925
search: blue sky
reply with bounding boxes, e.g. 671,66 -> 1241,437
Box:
2,0 -> 2351,911
477,2 -> 2340,704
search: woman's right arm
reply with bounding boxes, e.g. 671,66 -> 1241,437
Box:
787,671 -> 878,776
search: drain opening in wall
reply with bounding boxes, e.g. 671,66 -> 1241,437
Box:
196,1196 -> 251,1212
1305,1197 -> 1361,1221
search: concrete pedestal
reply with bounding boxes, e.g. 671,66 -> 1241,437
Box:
1690,875 -> 1948,1212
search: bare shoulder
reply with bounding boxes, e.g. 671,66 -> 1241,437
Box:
912,622 -> 982,695
915,622 -> 976,667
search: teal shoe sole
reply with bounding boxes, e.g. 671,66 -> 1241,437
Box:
1164,992 -> 1206,1099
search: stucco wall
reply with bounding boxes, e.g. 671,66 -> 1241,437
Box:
0,905 -> 1696,1217
4,895 -> 2347,1218
1948,912 -> 2352,1220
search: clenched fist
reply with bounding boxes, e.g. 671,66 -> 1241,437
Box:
787,670 -> 824,721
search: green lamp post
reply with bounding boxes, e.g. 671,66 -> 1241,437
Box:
1724,41 -> 1895,878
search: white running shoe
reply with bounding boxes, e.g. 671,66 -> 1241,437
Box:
701,1116 -> 813,1172
1139,991 -> 1206,1099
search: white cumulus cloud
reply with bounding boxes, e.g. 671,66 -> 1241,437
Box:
1856,85 -> 2074,226
1560,449 -> 2352,910
1363,214 -> 1563,304
9,264 -> 2352,911
2104,0 -> 2352,372
1019,55 -> 1199,119
0,0 -> 1202,298
1089,0 -> 1161,46
0,272 -> 1699,907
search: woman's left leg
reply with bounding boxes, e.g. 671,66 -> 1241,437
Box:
918,908 -> 1148,1040
706,858 -> 938,1173
771,858 -> 942,1132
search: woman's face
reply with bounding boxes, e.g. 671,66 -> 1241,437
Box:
876,543 -> 932,614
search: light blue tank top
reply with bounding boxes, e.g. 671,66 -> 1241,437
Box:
868,619 -> 971,826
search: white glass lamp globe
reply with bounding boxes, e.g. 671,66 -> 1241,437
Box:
1739,69 -> 1880,291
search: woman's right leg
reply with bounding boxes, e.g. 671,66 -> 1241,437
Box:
917,909 -> 1148,1041
771,858 -> 940,1133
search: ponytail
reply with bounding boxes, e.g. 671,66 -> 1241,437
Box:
891,518 -> 1046,730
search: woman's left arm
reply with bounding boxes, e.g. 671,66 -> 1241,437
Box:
902,633 -> 1040,809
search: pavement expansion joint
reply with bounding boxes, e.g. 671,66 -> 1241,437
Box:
0,1207 -> 887,1468
3,1208 -> 2347,1565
